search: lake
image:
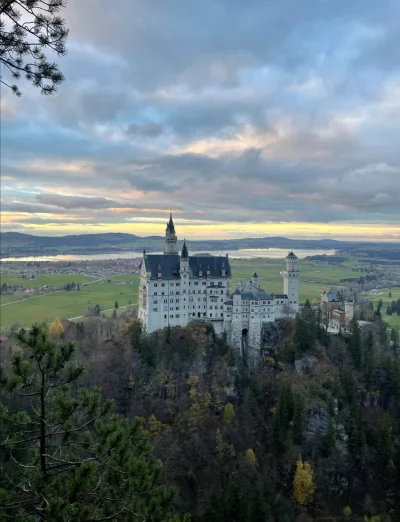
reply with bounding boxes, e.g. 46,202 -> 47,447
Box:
1,248 -> 336,262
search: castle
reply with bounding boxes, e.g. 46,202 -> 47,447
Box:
138,215 -> 300,363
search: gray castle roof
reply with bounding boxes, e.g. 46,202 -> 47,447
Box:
233,280 -> 274,301
142,253 -> 232,279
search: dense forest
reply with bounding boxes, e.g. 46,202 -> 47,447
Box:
1,304 -> 400,521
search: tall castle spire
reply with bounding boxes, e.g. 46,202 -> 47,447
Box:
164,212 -> 178,254
181,239 -> 188,258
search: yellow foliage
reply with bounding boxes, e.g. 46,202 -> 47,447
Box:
265,356 -> 275,366
223,403 -> 235,424
293,460 -> 315,506
364,517 -> 381,522
270,407 -> 277,415
186,373 -> 199,388
343,506 -> 352,517
49,317 -> 64,337
246,448 -> 257,467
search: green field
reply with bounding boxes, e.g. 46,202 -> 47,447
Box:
0,273 -> 96,288
230,259 -> 353,303
361,287 -> 400,329
0,274 -> 139,329
1,260 -> 399,331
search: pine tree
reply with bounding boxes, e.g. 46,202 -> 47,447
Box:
323,418 -> 336,455
115,300 -> 119,309
0,0 -> 68,96
0,325 -> 183,521
292,397 -> 304,445
349,318 -> 362,370
363,331 -> 374,390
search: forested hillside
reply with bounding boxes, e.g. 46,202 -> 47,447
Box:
1,307 -> 400,521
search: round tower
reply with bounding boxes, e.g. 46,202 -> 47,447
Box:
280,251 -> 300,313
164,213 -> 178,254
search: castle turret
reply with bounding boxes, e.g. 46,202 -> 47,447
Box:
164,213 -> 177,254
252,272 -> 259,289
280,252 -> 300,313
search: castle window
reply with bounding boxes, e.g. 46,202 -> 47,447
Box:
154,300 -> 158,304
161,283 -> 165,287
154,283 -> 158,287
251,315 -> 254,319
194,282 -> 199,286
164,299 -> 168,303
170,283 -> 174,286
294,300 -> 297,304
164,315 -> 167,319
202,281 -> 206,285
153,308 -> 158,312
162,292 -> 164,296
210,313 -> 212,317
176,298 -> 179,302
221,313 -> 223,317
221,290 -> 223,294
176,282 -> 180,286
176,307 -> 179,310
154,292 -> 157,296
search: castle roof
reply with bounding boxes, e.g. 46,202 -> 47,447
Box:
166,213 -> 176,234
143,253 -> 231,279
327,292 -> 340,302
233,279 -> 274,301
286,251 -> 298,259
253,272 -> 258,278
181,239 -> 189,259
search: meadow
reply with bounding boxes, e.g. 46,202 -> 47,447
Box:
362,287 -> 400,329
1,259 -> 398,331
0,274 -> 139,329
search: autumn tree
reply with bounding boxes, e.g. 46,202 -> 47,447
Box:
0,0 -> 68,96
49,316 -> 64,337
293,460 -> 316,506
223,402 -> 235,424
0,325 -> 184,521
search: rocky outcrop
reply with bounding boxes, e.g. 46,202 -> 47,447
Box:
294,355 -> 318,375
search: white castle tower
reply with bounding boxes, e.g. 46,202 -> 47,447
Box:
280,252 -> 300,313
164,213 -> 177,254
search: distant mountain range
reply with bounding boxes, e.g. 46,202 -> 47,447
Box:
1,232 -> 399,259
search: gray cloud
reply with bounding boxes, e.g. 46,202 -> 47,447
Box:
1,0 -> 399,237
35,194 -> 122,210
126,122 -> 165,138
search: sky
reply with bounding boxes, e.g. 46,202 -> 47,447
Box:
1,0 -> 400,241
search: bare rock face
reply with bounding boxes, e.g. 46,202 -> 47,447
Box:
305,406 -> 348,450
306,407 -> 329,437
294,355 -> 318,375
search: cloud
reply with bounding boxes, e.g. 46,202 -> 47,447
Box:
1,0 -> 399,239
35,194 -> 122,210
